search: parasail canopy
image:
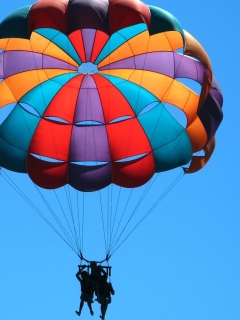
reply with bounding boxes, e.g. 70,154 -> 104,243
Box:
0,0 -> 223,192
0,0 -> 224,260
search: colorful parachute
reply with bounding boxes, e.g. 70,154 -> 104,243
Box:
0,0 -> 223,193
0,0 -> 224,261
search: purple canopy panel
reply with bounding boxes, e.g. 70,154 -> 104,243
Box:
68,162 -> 112,191
135,52 -> 175,78
99,52 -> 175,78
0,52 -> 4,78
42,54 -> 77,71
1,51 -> 77,78
73,75 -> 105,123
3,51 -> 42,78
99,56 -> 136,71
69,125 -> 110,162
82,29 -> 96,61
174,53 -> 205,84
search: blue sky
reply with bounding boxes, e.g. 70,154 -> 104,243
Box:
0,1 -> 239,320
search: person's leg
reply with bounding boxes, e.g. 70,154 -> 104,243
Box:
76,298 -> 84,316
100,301 -> 108,319
87,298 -> 94,316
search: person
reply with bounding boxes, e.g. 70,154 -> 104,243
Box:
89,262 -> 107,299
75,269 -> 94,317
97,274 -> 115,320
89,262 -> 107,281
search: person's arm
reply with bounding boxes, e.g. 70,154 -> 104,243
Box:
76,265 -> 87,281
76,270 -> 81,281
109,282 -> 115,295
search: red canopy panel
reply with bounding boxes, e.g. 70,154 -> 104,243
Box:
106,117 -> 152,162
109,0 -> 150,34
112,153 -> 155,188
28,119 -> 72,161
43,75 -> 84,124
93,75 -> 135,123
27,154 -> 68,189
28,0 -> 68,34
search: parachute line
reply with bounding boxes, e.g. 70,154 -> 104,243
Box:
0,168 -> 79,255
99,190 -> 108,254
108,170 -> 185,257
65,185 -> 81,250
34,184 -> 79,251
108,188 -> 134,252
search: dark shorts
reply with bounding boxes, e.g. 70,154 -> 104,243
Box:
98,296 -> 111,304
81,292 -> 92,302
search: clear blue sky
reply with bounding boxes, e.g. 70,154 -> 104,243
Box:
0,1 -> 239,320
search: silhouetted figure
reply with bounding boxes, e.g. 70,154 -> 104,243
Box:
89,262 -> 107,299
89,262 -> 107,281
97,274 -> 115,320
75,270 -> 94,317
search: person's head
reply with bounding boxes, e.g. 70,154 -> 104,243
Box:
90,261 -> 97,268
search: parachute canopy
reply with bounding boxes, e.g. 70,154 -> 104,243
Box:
0,0 -> 223,192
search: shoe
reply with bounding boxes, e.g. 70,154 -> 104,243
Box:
90,310 -> 94,316
76,311 -> 80,316
100,316 -> 104,319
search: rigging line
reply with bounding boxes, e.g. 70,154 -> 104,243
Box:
107,184 -> 113,254
106,183 -> 115,256
81,192 -> 85,255
106,185 -> 110,253
108,185 -> 123,250
108,177 -> 157,253
108,187 -> 134,252
109,171 -> 185,257
64,184 -> 81,251
0,169 -> 79,255
122,131 -> 189,241
76,189 -> 83,254
52,188 -> 80,250
32,183 -> 79,251
129,174 -> 159,214
124,123 -> 190,234
104,178 -> 111,255
109,184 -> 114,250
98,189 -> 108,255
110,168 -> 182,252
1,170 -> 39,212
0,173 -> 77,254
